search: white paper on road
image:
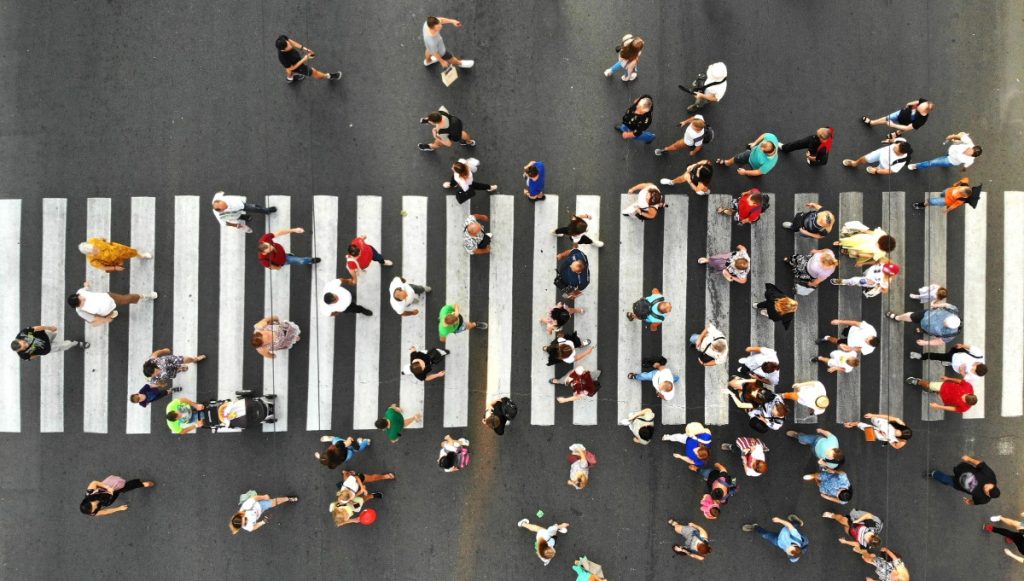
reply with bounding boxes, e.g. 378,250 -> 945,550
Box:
263,196 -> 291,432
575,195 -> 602,425
486,195 -> 514,402
962,194 -> 986,419
173,196 -> 201,410
1003,193 -> 1024,417
879,191 -> 906,419
836,192 -> 863,424
922,193 -> 947,422
792,193 -> 820,424
0,200 -> 21,432
703,194 -> 731,426
443,197 -> 470,428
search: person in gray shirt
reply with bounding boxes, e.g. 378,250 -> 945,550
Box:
422,16 -> 474,69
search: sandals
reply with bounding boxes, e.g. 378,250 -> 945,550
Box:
716,207 -> 730,215
714,158 -> 727,166
860,116 -> 871,126
842,159 -> 855,167
885,311 -> 899,320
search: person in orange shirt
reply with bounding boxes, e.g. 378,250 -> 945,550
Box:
913,177 -> 980,214
79,237 -> 151,272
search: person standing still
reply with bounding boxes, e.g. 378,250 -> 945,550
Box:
422,16 -> 474,69
11,325 -> 87,360
276,35 -> 341,82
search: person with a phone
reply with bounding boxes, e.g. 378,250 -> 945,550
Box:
275,35 -> 341,83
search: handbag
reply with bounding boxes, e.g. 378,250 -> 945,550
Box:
567,450 -> 598,466
101,475 -> 126,491
441,66 -> 458,87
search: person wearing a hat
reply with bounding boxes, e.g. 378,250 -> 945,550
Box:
913,176 -> 981,213
687,62 -> 727,113
904,375 -> 977,414
886,302 -> 961,347
928,455 -> 999,505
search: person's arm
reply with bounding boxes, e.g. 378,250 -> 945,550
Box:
257,346 -> 274,359
425,371 -> 446,382
555,248 -> 575,261
737,168 -> 764,177
798,227 -> 823,239
179,423 -> 198,434
87,480 -> 115,493
273,227 -> 304,238
102,265 -> 124,272
749,134 -> 767,148
89,315 -> 114,327
816,428 -> 832,437
961,455 -> 982,466
672,453 -> 695,465
772,516 -> 797,532
149,348 -> 171,358
820,493 -> 842,503
693,90 -> 719,103
693,523 -> 710,538
94,505 -> 129,517
724,390 -> 753,410
628,183 -> 651,194
436,16 -> 462,26
928,403 -> 958,412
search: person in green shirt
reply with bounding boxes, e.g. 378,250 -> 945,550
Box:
438,303 -> 486,342
165,397 -> 203,434
375,403 -> 422,443
716,133 -> 780,176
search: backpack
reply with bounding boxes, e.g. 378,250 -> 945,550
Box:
501,398 -> 519,421
455,446 -> 471,469
553,269 -> 568,289
632,296 -> 666,323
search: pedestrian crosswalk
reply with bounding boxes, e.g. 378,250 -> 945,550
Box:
1,191 -> 1021,433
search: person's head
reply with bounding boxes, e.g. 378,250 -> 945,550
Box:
323,293 -> 339,305
817,210 -> 836,232
635,97 -> 652,114
410,359 -> 425,373
691,116 -> 706,131
80,498 -> 100,515
968,146 -> 983,158
570,472 -> 589,490
66,294 -> 82,309
848,357 -> 860,368
829,449 -> 845,464
452,161 -> 471,178
694,163 -> 713,183
711,339 -> 727,355
918,101 -> 934,114
896,426 -> 913,441
570,260 -> 586,274
212,200 -> 228,212
525,165 -> 539,178
710,486 -> 725,501
275,35 -> 289,51
319,445 -> 344,469
438,452 -> 456,470
658,301 -> 673,314
619,37 -> 644,60
484,414 -> 502,430
129,393 -> 145,404
444,313 -> 460,326
943,314 -> 961,330
734,257 -> 750,271
250,332 -> 264,348
10,339 -> 27,353
894,141 -> 912,156
759,140 -> 777,156
774,297 -> 799,315
820,253 -> 839,269
985,484 -> 1000,499
706,506 -> 720,520
752,460 -> 768,474
786,545 -> 803,558
567,216 -> 587,235
426,16 -> 441,31
817,127 -> 834,140
936,286 -> 948,300
695,445 -> 710,460
257,242 -> 274,255
659,381 -> 674,396
877,235 -> 897,252
647,188 -> 663,206
557,343 -> 574,360
142,360 -> 158,378
866,533 -> 883,550
347,244 -> 362,258
749,191 -> 764,206
814,395 -> 830,410
865,336 -> 878,348
837,488 -> 853,503
964,393 -> 979,406
229,511 -> 245,534
427,111 -> 443,125
77,242 -> 95,256
538,541 -> 556,561
761,361 -> 780,374
392,287 -> 408,302
974,363 -> 988,377
166,410 -> 181,422
466,221 -> 482,236
374,417 -> 390,430
637,425 -> 654,441
337,488 -> 355,503
771,402 -> 788,418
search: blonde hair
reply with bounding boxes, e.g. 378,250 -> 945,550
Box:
818,211 -> 835,232
819,253 -> 839,268
774,297 -> 799,315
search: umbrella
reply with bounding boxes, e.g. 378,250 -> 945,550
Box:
965,186 -> 983,209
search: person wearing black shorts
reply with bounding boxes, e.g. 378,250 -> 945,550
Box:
276,35 -> 341,83
419,109 -> 476,151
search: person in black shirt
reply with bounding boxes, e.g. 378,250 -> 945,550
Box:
754,284 -> 799,330
276,35 -> 341,83
11,325 -> 87,361
929,455 -> 1000,505
862,98 -> 933,136
782,202 -> 835,240
616,95 -> 654,143
482,397 -> 517,435
419,109 -> 476,151
781,127 -> 834,166
401,345 -> 450,382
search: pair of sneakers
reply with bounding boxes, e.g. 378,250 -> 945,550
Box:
287,72 -> 342,82
423,55 -> 475,68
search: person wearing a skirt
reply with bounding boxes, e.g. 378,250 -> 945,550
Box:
785,248 -> 838,295
251,315 -> 301,359
699,244 -> 750,285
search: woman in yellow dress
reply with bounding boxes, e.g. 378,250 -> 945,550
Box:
832,222 -> 896,267
78,238 -> 152,272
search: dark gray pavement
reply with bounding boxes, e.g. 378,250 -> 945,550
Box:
1,1 -> 1023,580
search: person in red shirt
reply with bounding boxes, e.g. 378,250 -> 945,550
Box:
257,227 -> 319,270
345,235 -> 394,284
716,188 -> 768,226
904,375 -> 976,414
553,366 -> 601,404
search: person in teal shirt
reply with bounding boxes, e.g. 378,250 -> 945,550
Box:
571,556 -> 606,580
717,132 -> 780,176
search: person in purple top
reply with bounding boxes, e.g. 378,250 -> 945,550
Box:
523,161 -> 546,201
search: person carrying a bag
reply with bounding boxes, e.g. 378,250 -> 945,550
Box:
625,288 -> 672,332
80,475 -> 155,517
604,33 -> 644,82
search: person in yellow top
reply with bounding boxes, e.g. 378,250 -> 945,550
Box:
78,238 -> 152,272
832,222 -> 895,267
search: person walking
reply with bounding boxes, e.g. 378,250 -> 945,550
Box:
725,384 -> 788,432
571,556 -> 607,580
604,34 -> 644,81
785,248 -> 838,295
625,289 -> 672,331
517,519 -> 570,566
823,510 -> 883,550
660,159 -> 713,195
251,315 -> 301,359
842,136 -> 913,175
619,407 -> 655,445
843,413 -> 912,449
862,98 -> 933,135
742,515 -> 809,563
834,221 -> 896,267
79,237 -> 151,273
315,435 -> 371,469
831,261 -> 900,297
913,176 -> 981,213
904,375 -> 976,414
721,436 -> 769,477
845,545 -> 910,581
230,491 -> 298,533
257,227 -> 320,270
553,213 -> 603,248
438,435 -> 471,473
787,428 -> 844,468
11,324 -> 87,360
438,303 -> 486,343
929,455 -> 999,505
908,132 -> 982,171
544,331 -> 594,367
783,201 -> 835,240
418,108 -> 475,151
321,277 -> 374,317
443,158 -> 498,204
553,366 -> 601,404
685,62 -> 728,113
754,283 -> 798,330
667,519 -> 712,560
402,345 -> 449,382
627,356 -> 678,401
375,403 -> 422,444
655,115 -> 708,157
567,444 -> 593,489
621,182 -> 665,220
887,301 -> 961,347
698,244 -> 750,285
910,283 -> 947,304
463,214 -> 493,256
422,16 -> 474,69
555,247 -> 591,300
716,132 -> 781,177
523,161 -> 546,201
616,95 -> 654,143
68,282 -> 157,327
165,397 -> 204,434
142,348 -> 205,387
814,349 -> 860,374
540,302 -> 584,335
781,381 -> 829,416
275,35 -> 341,82
344,234 -> 394,284
80,476 -> 155,517
483,397 -> 518,435
781,127 -> 834,166
737,346 -> 780,386
130,383 -> 180,408
909,342 -> 987,383
211,191 -> 276,233
982,515 -> 1024,564
696,459 -> 737,504
690,323 -> 728,367
716,188 -> 768,225
664,429 -> 711,471
389,276 -> 430,317
804,465 -> 853,505
820,319 -> 878,356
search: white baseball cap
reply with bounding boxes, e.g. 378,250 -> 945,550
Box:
707,62 -> 727,82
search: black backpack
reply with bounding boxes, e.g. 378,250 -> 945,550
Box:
632,296 -> 666,323
501,398 -> 519,421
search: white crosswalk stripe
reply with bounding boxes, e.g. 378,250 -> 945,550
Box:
9,191 -> 1022,432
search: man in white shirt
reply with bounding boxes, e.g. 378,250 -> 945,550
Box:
820,319 -> 878,357
738,346 -> 780,386
842,137 -> 912,175
911,343 -> 987,383
67,282 -> 157,326
388,277 -> 431,317
909,132 -> 982,171
627,356 -> 679,401
686,62 -> 727,113
782,381 -> 830,416
210,191 -> 276,233
321,278 -> 372,317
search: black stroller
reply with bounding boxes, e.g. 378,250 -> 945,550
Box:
199,390 -> 277,432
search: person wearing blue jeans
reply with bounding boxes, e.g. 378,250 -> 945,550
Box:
787,428 -> 844,469
742,515 -> 809,562
316,436 -> 372,469
618,95 -> 655,143
258,227 -> 320,271
908,132 -> 982,171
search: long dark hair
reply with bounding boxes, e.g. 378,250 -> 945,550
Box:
319,445 -> 345,469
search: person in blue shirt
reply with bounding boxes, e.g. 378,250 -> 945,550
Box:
887,302 -> 961,347
743,515 -> 809,562
130,383 -> 181,408
805,466 -> 853,504
523,161 -> 546,201
555,248 -> 590,300
625,290 -> 672,331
